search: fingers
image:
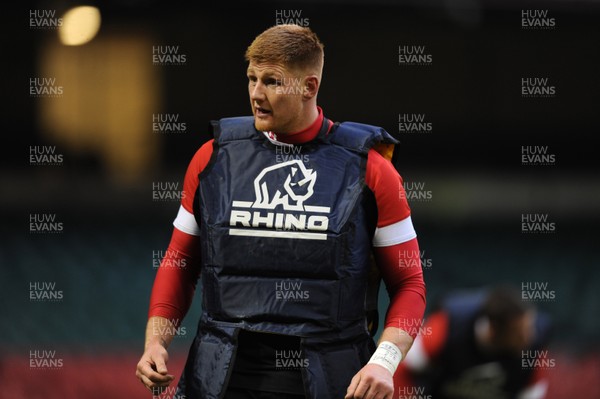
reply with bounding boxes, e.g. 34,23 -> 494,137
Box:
371,390 -> 391,399
137,359 -> 174,383
152,352 -> 170,376
345,373 -> 361,399
353,381 -> 371,399
139,373 -> 171,393
351,384 -> 389,399
136,349 -> 175,393
346,375 -> 372,399
345,366 -> 394,399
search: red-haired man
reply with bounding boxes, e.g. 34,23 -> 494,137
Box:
136,24 -> 426,399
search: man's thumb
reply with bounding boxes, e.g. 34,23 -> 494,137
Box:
153,354 -> 168,374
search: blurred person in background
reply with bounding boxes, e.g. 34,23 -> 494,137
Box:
395,285 -> 552,399
136,24 -> 426,399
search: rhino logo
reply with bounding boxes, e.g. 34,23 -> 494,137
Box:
229,160 -> 330,239
253,160 -> 317,211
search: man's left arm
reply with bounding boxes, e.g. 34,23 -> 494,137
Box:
345,149 -> 426,399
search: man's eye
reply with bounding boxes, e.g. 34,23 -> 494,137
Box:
265,79 -> 280,86
248,76 -> 257,83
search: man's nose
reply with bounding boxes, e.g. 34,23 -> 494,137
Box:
250,81 -> 266,101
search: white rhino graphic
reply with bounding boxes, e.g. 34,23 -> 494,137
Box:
252,160 -> 317,211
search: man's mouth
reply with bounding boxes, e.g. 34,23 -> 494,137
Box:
255,106 -> 272,117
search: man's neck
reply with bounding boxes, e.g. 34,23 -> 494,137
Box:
268,106 -> 324,145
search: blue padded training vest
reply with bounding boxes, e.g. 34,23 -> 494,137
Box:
176,116 -> 398,399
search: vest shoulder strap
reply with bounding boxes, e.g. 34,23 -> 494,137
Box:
329,122 -> 398,155
211,116 -> 256,143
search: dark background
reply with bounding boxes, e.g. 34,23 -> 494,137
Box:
1,1 -> 599,398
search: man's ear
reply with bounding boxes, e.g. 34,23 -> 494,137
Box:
303,75 -> 319,99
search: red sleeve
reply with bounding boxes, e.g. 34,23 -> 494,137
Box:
366,148 -> 425,339
148,228 -> 201,325
148,139 -> 214,324
375,239 -> 426,339
181,139 -> 215,213
365,149 -> 411,227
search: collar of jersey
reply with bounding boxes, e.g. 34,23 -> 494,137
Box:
262,106 -> 324,147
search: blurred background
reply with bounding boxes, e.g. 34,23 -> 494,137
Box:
1,0 -> 599,398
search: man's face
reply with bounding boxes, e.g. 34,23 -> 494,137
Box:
247,61 -> 307,134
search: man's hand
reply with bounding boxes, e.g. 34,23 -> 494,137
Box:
136,316 -> 177,394
136,342 -> 174,394
345,326 -> 414,399
345,363 -> 394,399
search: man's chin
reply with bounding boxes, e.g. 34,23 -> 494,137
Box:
253,118 -> 275,132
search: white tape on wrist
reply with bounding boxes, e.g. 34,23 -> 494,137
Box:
367,341 -> 403,375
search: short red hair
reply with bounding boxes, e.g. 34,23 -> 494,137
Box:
245,24 -> 324,75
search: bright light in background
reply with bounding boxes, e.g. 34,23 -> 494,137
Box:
59,6 -> 101,46
39,33 -> 162,183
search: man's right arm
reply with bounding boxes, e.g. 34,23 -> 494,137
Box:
136,226 -> 202,393
136,139 -> 215,393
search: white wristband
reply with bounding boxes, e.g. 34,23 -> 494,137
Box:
367,341 -> 403,376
